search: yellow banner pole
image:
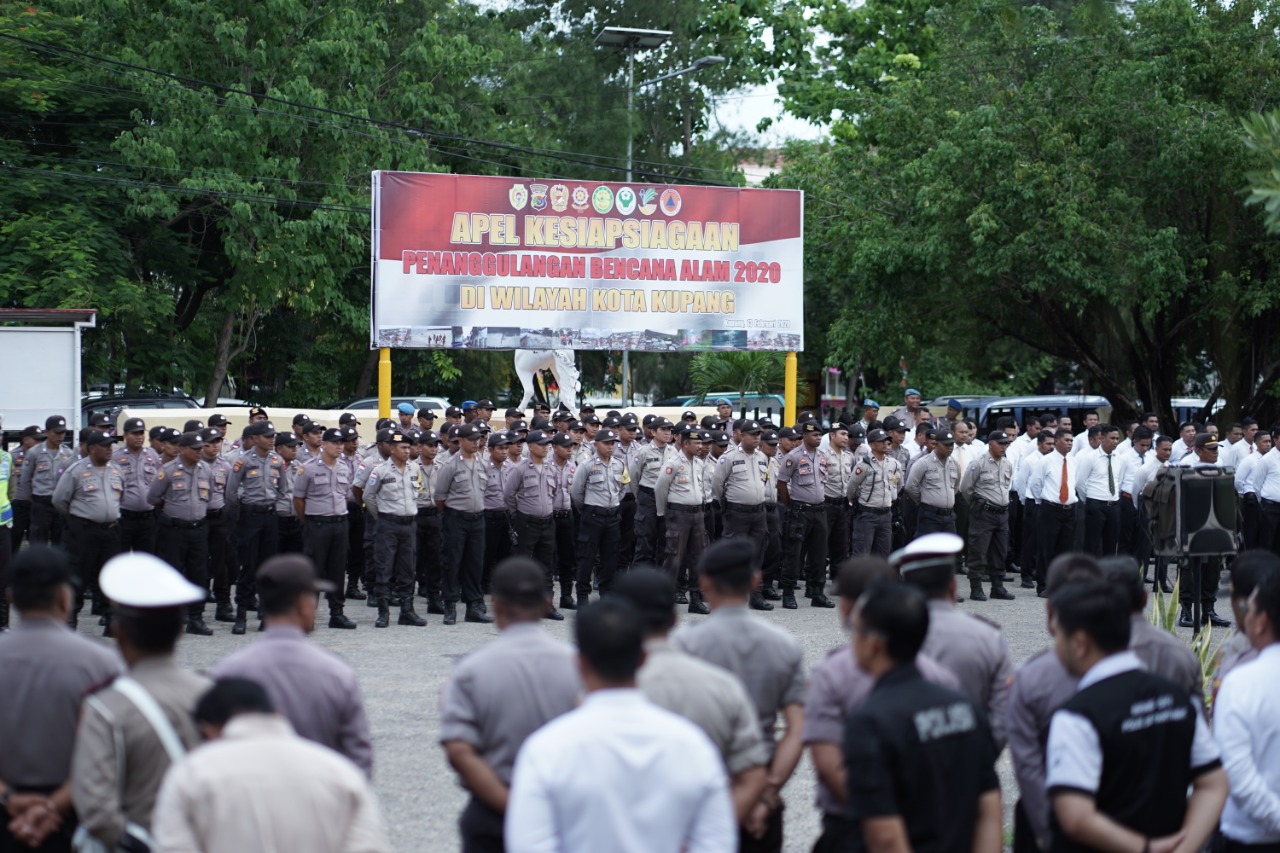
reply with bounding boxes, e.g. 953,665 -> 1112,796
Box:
785,351 -> 797,426
378,348 -> 391,419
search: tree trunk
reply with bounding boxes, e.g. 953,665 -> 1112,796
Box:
205,309 -> 237,405
354,349 -> 379,398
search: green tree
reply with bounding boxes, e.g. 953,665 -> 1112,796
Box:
688,351 -> 788,408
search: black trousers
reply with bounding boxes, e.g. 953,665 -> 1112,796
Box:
374,514 -> 417,601
763,504 -> 783,585
824,499 -> 849,577
1260,500 -> 1280,555
66,516 -> 120,614
1020,499 -> 1040,583
346,501 -> 366,588
303,516 -> 348,606
739,804 -> 784,853
967,503 -> 1009,583
783,503 -> 827,591
441,509 -> 485,605
914,504 -> 957,537
29,495 -> 62,545
362,507 -> 379,591
1242,494 -> 1261,551
235,506 -> 278,606
458,797 -> 504,853
1179,556 -> 1220,609
206,509 -> 235,601
277,514 -> 303,555
157,516 -> 208,616
119,508 -> 157,554
1119,497 -> 1140,556
663,507 -> 707,593
482,509 -> 511,591
552,510 -> 577,594
811,813 -> 854,853
955,493 -> 972,564
1084,498 -> 1120,557
619,494 -> 637,568
512,512 -> 556,582
1038,503 -> 1077,587
850,507 -> 893,557
633,489 -> 664,566
576,505 -> 620,599
416,509 -> 443,595
722,504 -> 767,550
9,499 -> 31,554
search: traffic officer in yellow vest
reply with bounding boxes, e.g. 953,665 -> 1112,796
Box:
655,427 -> 711,615
777,422 -> 835,610
847,428 -> 903,558
711,419 -> 773,611
146,432 -> 214,636
362,431 -> 426,629
959,431 -> 1016,602
570,428 -> 627,605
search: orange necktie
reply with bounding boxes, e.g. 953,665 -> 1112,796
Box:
1059,455 -> 1069,504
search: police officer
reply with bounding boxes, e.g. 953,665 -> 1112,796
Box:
611,415 -> 641,568
848,428 -> 903,558
52,429 -> 123,631
414,430 -> 446,615
905,429 -> 961,537
570,428 -> 626,605
20,415 -> 76,545
354,429 -> 392,607
822,422 -> 854,580
961,431 -> 1016,602
292,428 -> 356,629
482,432 -> 511,595
777,421 -> 834,609
340,425 -> 367,602
631,418 -> 674,567
656,428 -> 711,615
758,429 -> 785,602
224,420 -> 286,634
274,432 -> 304,554
433,422 -> 492,626
503,430 -> 563,620
712,420 -> 772,610
113,417 -> 161,557
363,431 -> 426,628
199,427 -> 237,623
147,432 -> 214,636
7,425 -> 42,554
549,433 -> 578,610
298,421 -> 325,463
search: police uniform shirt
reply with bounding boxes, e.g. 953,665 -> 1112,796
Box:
10,445 -> 33,501
483,458 -> 507,512
293,457 -> 352,516
1005,648 -> 1080,848
364,458 -> 419,517
20,442 -> 76,497
905,452 -> 960,509
613,440 -> 640,477
52,456 -> 124,522
354,455 -> 383,513
570,453 -> 626,510
889,443 -> 911,468
572,444 -> 593,467
843,664 -> 1000,852
225,450 -> 285,507
712,446 -> 769,505
631,442 -> 673,493
147,459 -> 213,521
274,458 -> 303,516
960,451 -> 1012,507
922,599 -> 1012,749
821,447 -> 854,500
847,454 -> 902,509
1045,652 -> 1220,846
1075,446 -> 1126,502
551,457 -> 577,511
206,455 -> 232,512
112,446 -> 162,511
415,458 -> 442,509
777,445 -> 826,505
654,453 -> 706,515
763,455 -> 779,505
504,458 -> 555,517
434,453 -> 487,513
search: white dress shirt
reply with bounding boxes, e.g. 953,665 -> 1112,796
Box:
1169,439 -> 1197,465
1130,459 -> 1165,507
1225,439 -> 1256,470
1036,450 -> 1078,506
1013,448 -> 1048,498
1237,452 -> 1263,497
1117,446 -> 1148,495
505,688 -> 735,853
1070,430 -> 1091,456
1215,645 -> 1280,843
1075,447 -> 1127,502
1255,448 -> 1280,503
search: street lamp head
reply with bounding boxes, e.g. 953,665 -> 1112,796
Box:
595,26 -> 672,50
692,55 -> 726,70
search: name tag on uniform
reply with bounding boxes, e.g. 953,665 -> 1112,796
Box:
172,480 -> 188,491
247,468 -> 261,478
84,480 -> 99,493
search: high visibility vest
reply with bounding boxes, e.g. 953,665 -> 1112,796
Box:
0,450 -> 12,525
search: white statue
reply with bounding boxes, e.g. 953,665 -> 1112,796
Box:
514,349 -> 579,411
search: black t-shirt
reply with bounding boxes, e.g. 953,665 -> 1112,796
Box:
844,663 -> 1000,853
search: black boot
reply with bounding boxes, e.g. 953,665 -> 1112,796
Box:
674,590 -> 688,604
761,584 -> 782,601
688,591 -> 710,615
329,602 -> 357,630
1207,608 -> 1232,628
374,598 -> 391,629
427,595 -> 446,615
1177,607 -> 1195,628
214,599 -> 236,623
989,582 -> 1016,601
398,597 -> 427,627
465,601 -> 494,624
749,591 -> 774,611
102,613 -> 113,638
443,603 -> 457,625
345,581 -> 366,601
811,591 -> 836,608
0,602 -> 9,632
782,591 -> 798,610
186,614 -> 213,636
969,578 -> 988,602
232,606 -> 248,635
559,595 -> 576,611
366,592 -> 380,608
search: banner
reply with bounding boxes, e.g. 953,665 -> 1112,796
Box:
370,172 -> 804,352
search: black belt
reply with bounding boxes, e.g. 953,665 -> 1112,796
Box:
667,503 -> 702,514
484,509 -> 509,517
1045,502 -> 1076,511
446,509 -> 484,520
31,494 -> 53,505
919,505 -> 954,516
378,513 -> 415,525
71,517 -> 118,529
1261,499 -> 1280,509
243,503 -> 275,513
206,508 -> 226,518
621,493 -> 636,502
639,486 -> 655,495
790,501 -> 824,511
515,512 -> 553,522
725,502 -> 764,513
975,501 -> 1008,513
162,515 -> 207,529
584,505 -> 618,516
417,507 -> 439,516
859,505 -> 891,515
305,514 -> 347,524
553,510 -> 573,519
1086,497 -> 1118,507
120,508 -> 155,519
823,496 -> 846,505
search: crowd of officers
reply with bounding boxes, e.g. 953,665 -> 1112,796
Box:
4,388 -> 1278,637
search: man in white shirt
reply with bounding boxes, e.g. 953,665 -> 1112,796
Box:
1237,432 -> 1274,551
1214,570 -> 1280,848
1116,426 -> 1154,558
1253,432 -> 1280,554
1225,419 -> 1260,469
505,598 -> 735,853
1075,425 -> 1128,557
152,678 -> 390,853
1070,410 -> 1100,456
1013,431 -> 1055,590
1036,430 -> 1079,595
1169,421 -> 1200,465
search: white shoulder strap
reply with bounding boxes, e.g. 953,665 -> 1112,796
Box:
112,676 -> 188,763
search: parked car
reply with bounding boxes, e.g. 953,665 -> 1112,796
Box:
653,393 -> 788,418
973,395 -> 1113,434
336,396 -> 452,414
81,393 -> 200,429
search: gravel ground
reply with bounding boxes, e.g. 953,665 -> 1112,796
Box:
82,570 -> 1227,853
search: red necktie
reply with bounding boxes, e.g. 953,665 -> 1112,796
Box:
1059,456 -> 1069,504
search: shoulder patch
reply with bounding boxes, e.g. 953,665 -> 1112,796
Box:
232,459 -> 244,473
156,469 -> 165,480
854,466 -> 863,475
664,466 -> 673,474
785,459 -> 793,468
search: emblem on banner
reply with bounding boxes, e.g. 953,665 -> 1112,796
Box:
509,183 -> 529,210
550,184 -> 569,212
592,185 -> 614,214
637,188 -> 658,215
530,183 -> 549,211
571,186 -> 590,212
615,186 -> 637,215
659,188 -> 682,217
